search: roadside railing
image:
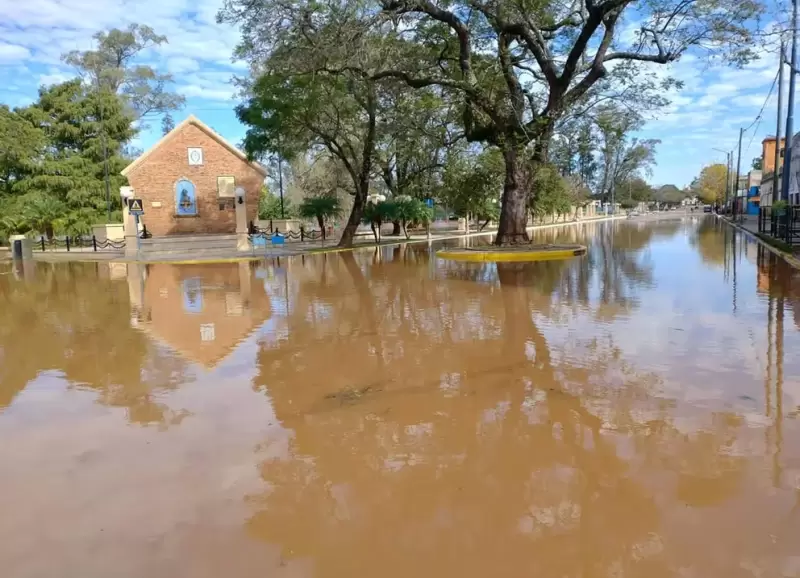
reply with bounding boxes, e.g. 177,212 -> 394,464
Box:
758,206 -> 800,246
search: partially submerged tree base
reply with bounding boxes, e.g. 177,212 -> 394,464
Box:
494,233 -> 531,247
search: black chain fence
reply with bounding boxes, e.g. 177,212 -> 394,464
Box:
34,225 -> 152,252
248,221 -> 327,243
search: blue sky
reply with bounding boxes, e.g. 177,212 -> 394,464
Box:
0,0 -> 789,188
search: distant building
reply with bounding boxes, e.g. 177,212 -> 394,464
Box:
761,136 -> 786,176
760,173 -> 781,207
121,115 -> 267,237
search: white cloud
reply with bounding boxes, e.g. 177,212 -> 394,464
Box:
38,70 -> 73,86
0,42 -> 31,63
166,56 -> 200,74
179,84 -> 235,102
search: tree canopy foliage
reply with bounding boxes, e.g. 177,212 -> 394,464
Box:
0,23 -> 179,241
220,0 -> 763,245
694,163 -> 728,204
1,80 -> 135,238
62,24 -> 185,121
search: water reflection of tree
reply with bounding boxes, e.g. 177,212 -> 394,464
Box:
245,248 -> 775,576
0,262 -> 189,426
689,218 -> 727,267
438,221 -> 655,323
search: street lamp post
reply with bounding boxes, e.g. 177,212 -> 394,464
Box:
713,148 -> 732,210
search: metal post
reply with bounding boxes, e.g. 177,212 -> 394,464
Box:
92,235 -> 97,252
278,154 -> 285,219
40,236 -> 45,252
776,40 -> 785,201
728,152 -> 733,209
134,215 -> 141,254
781,0 -> 798,205
735,127 -> 744,219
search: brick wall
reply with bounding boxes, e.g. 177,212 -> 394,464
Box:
125,122 -> 265,236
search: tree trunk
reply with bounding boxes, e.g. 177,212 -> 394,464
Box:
370,222 -> 378,244
338,199 -> 361,247
391,220 -> 402,236
495,145 -> 530,246
317,215 -> 325,241
338,84 -> 376,248
402,219 -> 410,239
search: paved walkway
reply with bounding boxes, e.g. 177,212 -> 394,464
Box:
27,214 -> 634,264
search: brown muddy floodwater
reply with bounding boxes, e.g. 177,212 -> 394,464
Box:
1,217 -> 800,578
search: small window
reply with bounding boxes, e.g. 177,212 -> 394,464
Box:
218,198 -> 235,211
780,148 -> 785,158
217,176 -> 235,198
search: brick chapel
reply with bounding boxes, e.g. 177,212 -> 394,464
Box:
122,115 -> 267,237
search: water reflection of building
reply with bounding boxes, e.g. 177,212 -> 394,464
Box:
127,262 -> 270,368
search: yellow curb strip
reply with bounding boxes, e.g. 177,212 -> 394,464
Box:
436,247 -> 586,263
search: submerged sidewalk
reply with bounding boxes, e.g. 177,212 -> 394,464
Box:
718,213 -> 800,270
30,214 -> 630,264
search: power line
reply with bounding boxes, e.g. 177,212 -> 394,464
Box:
744,69 -> 780,154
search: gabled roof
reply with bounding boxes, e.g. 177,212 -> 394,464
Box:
121,114 -> 267,177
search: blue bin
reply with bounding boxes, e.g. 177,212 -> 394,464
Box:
271,234 -> 285,246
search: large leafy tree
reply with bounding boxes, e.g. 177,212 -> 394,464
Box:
222,0 -> 761,245
62,24 -> 185,120
595,106 -> 659,201
231,0 -> 385,248
15,80 -> 135,233
695,163 -> 728,204
440,147 -> 503,231
376,84 -> 456,234
0,106 -> 45,197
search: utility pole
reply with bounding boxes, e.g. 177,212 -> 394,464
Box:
781,0 -> 798,205
726,152 -> 732,208
727,151 -> 733,207
776,39 -> 785,202
734,127 -> 744,219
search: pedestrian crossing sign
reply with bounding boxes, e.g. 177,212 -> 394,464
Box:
128,198 -> 144,214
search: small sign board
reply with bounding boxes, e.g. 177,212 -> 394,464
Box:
128,198 -> 145,214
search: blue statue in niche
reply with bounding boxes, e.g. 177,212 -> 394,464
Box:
176,179 -> 197,215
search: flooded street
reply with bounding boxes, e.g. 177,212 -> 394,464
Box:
2,217 -> 800,577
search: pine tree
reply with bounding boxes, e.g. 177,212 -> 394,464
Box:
15,80 -> 135,232
161,114 -> 175,135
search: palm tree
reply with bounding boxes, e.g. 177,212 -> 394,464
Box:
299,195 -> 342,241
393,196 -> 433,239
362,198 -> 397,243
23,194 -> 66,240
